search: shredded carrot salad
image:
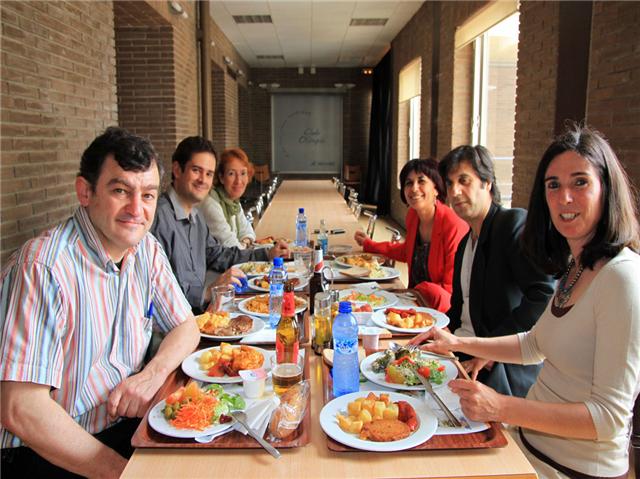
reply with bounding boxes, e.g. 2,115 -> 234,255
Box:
170,394 -> 219,430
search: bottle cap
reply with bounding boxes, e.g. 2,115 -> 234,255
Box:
338,301 -> 352,314
273,257 -> 284,267
298,207 -> 304,214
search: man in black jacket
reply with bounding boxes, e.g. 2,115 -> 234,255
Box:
412,145 -> 554,397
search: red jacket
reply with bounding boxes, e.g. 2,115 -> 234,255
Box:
363,202 -> 468,312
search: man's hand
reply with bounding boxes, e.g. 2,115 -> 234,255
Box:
214,267 -> 245,288
107,367 -> 166,420
269,239 -> 290,259
461,358 -> 494,380
354,230 -> 367,246
240,237 -> 253,248
448,379 -> 505,422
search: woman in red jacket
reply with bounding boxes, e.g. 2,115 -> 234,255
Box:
355,159 -> 468,312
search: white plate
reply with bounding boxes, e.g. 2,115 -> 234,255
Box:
198,313 -> 265,341
371,307 -> 449,333
360,352 -> 458,391
334,254 -> 387,269
181,346 -> 273,384
237,294 -> 308,318
319,390 -> 437,452
344,266 -> 401,281
338,288 -> 398,310
233,261 -> 298,277
232,261 -> 272,277
147,397 -> 236,439
247,274 -> 309,293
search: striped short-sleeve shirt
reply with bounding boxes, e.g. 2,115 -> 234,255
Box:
0,206 -> 192,448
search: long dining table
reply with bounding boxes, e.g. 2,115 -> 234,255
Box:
121,180 -> 536,479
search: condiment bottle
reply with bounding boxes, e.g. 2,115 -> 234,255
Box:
312,292 -> 332,355
309,245 -> 325,314
275,281 -> 300,364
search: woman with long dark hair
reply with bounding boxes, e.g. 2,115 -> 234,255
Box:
411,124 -> 640,477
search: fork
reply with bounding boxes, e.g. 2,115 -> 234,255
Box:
416,373 -> 463,428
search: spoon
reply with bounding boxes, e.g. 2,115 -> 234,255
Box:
230,410 -> 281,459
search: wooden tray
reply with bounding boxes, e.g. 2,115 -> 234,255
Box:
131,349 -> 311,449
320,359 -> 507,451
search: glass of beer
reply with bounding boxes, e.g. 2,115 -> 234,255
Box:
270,354 -> 304,395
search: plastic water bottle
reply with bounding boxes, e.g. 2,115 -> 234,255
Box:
268,257 -> 288,328
317,219 -> 328,256
332,301 -> 360,397
295,208 -> 308,248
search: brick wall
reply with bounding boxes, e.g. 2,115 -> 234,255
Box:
451,42 -> 474,148
586,1 -> 640,191
511,2 -> 561,207
114,0 -> 199,183
247,68 -> 372,173
1,0 -> 117,265
114,18 -> 176,172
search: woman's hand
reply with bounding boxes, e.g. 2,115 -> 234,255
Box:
407,327 -> 461,355
461,358 -> 494,380
354,230 -> 367,246
448,379 -> 505,423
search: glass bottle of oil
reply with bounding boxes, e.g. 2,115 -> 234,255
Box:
312,292 -> 332,354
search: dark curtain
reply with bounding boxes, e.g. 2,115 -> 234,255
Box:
362,52 -> 392,215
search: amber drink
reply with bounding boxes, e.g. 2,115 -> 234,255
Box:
270,355 -> 303,395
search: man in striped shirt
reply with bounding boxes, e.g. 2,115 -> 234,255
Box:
0,127 -> 199,478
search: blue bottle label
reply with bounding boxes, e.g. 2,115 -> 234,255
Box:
334,337 -> 358,354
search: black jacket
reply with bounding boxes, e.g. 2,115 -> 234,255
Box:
448,203 -> 555,397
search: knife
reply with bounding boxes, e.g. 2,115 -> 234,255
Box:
417,373 -> 463,428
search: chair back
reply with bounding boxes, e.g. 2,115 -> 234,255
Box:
343,164 -> 361,182
384,226 -> 402,267
254,164 -> 271,184
364,211 -> 377,239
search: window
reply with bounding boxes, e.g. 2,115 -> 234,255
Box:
398,58 -> 421,188
471,13 -> 520,206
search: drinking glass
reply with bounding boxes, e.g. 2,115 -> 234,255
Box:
293,248 -> 313,280
270,354 -> 304,396
210,284 -> 235,312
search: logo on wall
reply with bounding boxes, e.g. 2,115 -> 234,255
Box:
278,110 -> 326,161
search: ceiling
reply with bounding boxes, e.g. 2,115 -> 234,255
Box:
208,1 -> 424,68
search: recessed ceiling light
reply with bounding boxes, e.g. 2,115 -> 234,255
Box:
350,18 -> 388,26
233,15 -> 272,24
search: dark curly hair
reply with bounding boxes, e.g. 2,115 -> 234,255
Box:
522,122 -> 640,275
78,127 -> 160,190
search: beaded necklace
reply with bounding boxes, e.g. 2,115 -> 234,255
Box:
554,258 -> 585,308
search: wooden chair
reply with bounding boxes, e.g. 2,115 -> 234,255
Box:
343,164 -> 361,188
254,164 -> 271,184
